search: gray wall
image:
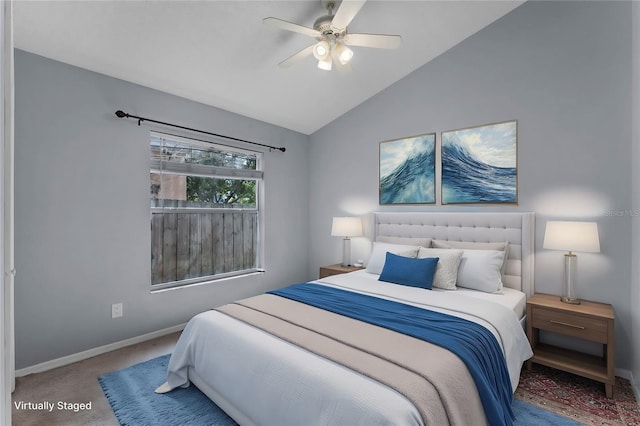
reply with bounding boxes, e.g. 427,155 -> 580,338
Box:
309,1 -> 634,371
14,50 -> 310,369
632,0 -> 640,396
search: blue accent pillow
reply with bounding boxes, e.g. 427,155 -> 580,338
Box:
378,252 -> 439,289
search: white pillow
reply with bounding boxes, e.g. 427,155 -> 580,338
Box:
366,242 -> 420,275
417,247 -> 464,290
456,249 -> 505,293
432,240 -> 510,276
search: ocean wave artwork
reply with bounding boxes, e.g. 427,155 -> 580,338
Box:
442,121 -> 517,204
380,133 -> 435,204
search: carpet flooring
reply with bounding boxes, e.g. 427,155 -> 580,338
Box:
100,354 -> 584,426
12,332 -> 181,426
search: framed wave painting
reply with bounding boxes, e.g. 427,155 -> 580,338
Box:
441,121 -> 517,204
379,133 -> 435,205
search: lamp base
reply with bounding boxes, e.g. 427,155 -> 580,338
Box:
561,252 -> 579,305
341,237 -> 351,267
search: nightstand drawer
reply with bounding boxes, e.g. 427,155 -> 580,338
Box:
531,307 -> 608,343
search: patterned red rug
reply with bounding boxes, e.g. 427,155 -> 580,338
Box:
516,364 -> 640,425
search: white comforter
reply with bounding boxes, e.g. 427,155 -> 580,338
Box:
158,272 -> 533,426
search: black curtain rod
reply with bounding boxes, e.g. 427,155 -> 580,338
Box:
114,110 -> 286,153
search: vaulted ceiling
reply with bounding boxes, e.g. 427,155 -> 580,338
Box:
13,1 -> 524,134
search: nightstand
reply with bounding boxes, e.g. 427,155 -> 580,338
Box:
319,264 -> 363,279
526,293 -> 615,398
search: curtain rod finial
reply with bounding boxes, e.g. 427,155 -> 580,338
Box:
115,110 -> 127,118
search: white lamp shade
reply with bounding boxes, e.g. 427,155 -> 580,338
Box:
331,217 -> 363,237
543,221 -> 600,253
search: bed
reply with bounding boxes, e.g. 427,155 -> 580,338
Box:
157,212 -> 535,426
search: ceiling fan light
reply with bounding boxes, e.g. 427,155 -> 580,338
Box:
312,40 -> 330,60
335,43 -> 353,65
317,56 -> 332,71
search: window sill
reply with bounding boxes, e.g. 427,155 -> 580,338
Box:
150,269 -> 264,294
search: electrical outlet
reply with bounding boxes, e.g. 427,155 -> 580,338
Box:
111,303 -> 123,319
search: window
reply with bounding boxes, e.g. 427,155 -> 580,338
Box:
150,132 -> 263,289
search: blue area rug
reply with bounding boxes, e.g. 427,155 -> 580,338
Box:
512,399 -> 582,425
99,355 -> 237,426
99,354 -> 582,426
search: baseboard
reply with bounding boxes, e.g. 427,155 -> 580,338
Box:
616,367 -> 633,381
15,323 -> 186,377
615,369 -> 640,404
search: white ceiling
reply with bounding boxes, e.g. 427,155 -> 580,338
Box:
13,0 -> 524,135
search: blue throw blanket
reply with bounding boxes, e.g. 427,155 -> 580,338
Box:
269,283 -> 514,426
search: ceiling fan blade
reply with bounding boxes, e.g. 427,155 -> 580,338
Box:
343,33 -> 402,49
331,0 -> 367,31
263,17 -> 320,38
278,44 -> 315,68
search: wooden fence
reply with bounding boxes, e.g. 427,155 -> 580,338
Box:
151,210 -> 258,285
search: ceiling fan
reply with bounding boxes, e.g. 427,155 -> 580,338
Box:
263,0 -> 401,72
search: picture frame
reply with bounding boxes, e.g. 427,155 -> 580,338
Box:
379,133 -> 436,205
441,120 -> 517,204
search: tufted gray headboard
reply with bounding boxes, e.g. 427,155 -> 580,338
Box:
373,212 -> 535,298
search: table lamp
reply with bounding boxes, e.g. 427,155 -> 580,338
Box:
543,221 -> 600,304
331,217 -> 363,267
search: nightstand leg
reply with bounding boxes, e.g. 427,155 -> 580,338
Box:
526,319 -> 537,372
605,383 -> 613,398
